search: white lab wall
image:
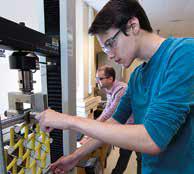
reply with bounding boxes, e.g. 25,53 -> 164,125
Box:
76,0 -> 95,99
76,0 -> 100,117
0,0 -> 45,114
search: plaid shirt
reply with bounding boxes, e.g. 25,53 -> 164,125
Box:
98,80 -> 127,121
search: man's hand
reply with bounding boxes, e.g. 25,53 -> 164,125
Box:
79,136 -> 90,145
35,109 -> 70,132
50,154 -> 79,174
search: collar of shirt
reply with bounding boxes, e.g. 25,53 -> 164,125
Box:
105,80 -> 116,95
105,80 -> 125,96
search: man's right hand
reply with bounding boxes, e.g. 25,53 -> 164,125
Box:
50,153 -> 79,173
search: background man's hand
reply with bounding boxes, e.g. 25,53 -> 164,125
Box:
79,136 -> 90,145
50,153 -> 79,173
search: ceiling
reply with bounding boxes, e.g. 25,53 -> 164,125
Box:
84,0 -> 194,37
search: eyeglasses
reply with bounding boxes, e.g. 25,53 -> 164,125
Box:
102,29 -> 122,55
96,77 -> 109,81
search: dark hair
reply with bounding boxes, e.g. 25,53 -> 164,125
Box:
88,0 -> 153,35
98,65 -> 116,81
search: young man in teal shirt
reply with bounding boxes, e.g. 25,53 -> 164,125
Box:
36,0 -> 194,173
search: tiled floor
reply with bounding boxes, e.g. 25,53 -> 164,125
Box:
104,147 -> 137,174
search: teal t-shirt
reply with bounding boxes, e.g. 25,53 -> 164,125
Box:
112,37 -> 194,174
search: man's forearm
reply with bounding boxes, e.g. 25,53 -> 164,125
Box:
74,138 -> 103,160
66,116 -> 161,155
70,117 -> 116,160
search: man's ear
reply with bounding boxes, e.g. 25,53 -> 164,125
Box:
127,17 -> 140,35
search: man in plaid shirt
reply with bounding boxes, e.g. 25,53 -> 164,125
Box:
81,65 -> 141,174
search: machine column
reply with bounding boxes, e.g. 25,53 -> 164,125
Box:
60,0 -> 77,173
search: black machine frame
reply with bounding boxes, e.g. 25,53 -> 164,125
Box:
0,12 -> 63,163
0,1 -> 101,173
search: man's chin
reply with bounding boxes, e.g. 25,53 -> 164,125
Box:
98,86 -> 104,90
123,60 -> 134,68
122,63 -> 130,68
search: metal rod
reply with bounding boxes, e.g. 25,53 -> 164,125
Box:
1,114 -> 25,129
0,117 -> 7,174
1,112 -> 38,129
